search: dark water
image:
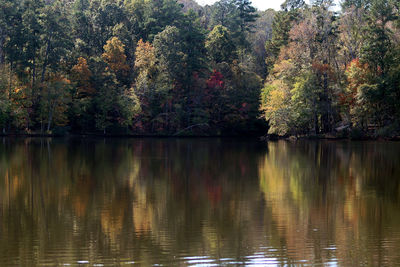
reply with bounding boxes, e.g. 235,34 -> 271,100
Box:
0,138 -> 400,266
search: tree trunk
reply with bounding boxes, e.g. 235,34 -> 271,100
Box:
47,103 -> 55,132
0,28 -> 4,65
32,57 -> 36,88
8,62 -> 12,97
322,67 -> 332,133
41,37 -> 52,83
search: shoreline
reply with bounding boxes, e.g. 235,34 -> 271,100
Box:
261,134 -> 400,142
0,133 -> 398,141
0,133 -> 262,139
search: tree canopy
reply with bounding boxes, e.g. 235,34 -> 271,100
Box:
0,0 -> 399,138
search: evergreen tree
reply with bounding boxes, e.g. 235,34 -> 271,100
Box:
206,25 -> 236,64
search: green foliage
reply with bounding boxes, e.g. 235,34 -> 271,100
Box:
1,0 -> 399,137
259,0 -> 400,138
290,72 -> 319,133
265,11 -> 297,74
281,0 -> 306,11
154,26 -> 185,82
341,0 -> 371,9
205,25 -> 236,64
376,122 -> 400,138
142,0 -> 185,41
210,0 -> 238,30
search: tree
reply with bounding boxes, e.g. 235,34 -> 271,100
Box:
102,37 -> 130,83
39,74 -> 72,133
21,0 -> 42,87
71,0 -> 94,57
261,2 -> 342,136
39,1 -> 73,82
265,10 -> 298,74
341,0 -> 371,10
235,0 -> 258,32
142,0 -> 185,41
90,0 -> 127,54
355,0 -> 397,128
281,0 -> 306,11
70,57 -> 95,132
204,70 -> 226,125
210,0 -> 238,30
91,57 -> 140,134
71,57 -> 94,98
133,39 -> 164,132
360,0 -> 395,74
339,5 -> 366,63
153,26 -> 185,84
344,58 -> 373,128
153,13 -> 206,89
205,25 -> 236,64
234,0 -> 258,46
223,60 -> 263,133
247,9 -> 275,77
260,80 -> 292,135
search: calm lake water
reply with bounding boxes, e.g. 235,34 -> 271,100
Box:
0,138 -> 400,266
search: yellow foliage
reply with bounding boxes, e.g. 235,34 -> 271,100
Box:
14,86 -> 25,94
270,59 -> 295,81
265,90 -> 285,115
261,81 -> 288,116
102,37 -> 130,75
134,39 -> 156,71
260,80 -> 291,135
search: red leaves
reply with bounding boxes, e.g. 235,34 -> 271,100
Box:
312,62 -> 335,80
206,70 -> 225,89
343,58 -> 370,107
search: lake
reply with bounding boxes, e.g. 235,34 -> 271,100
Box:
0,138 -> 400,266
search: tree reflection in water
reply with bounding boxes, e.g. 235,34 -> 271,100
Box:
0,138 -> 399,266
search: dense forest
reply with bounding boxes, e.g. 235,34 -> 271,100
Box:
261,0 -> 400,138
0,0 -> 399,137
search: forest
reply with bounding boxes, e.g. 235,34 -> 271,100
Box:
0,0 -> 399,137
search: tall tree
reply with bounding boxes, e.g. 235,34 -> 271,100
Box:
265,10 -> 299,74
205,25 -> 236,64
281,0 -> 306,11
210,0 -> 238,30
234,0 -> 258,46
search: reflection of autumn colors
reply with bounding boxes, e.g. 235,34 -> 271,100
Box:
0,138 -> 266,265
0,139 -> 400,266
259,141 -> 400,266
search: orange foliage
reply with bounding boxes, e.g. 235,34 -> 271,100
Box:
343,58 -> 369,106
134,39 -> 156,71
312,62 -> 336,81
71,57 -> 94,96
102,37 -> 130,75
72,57 -> 91,81
49,73 -> 71,84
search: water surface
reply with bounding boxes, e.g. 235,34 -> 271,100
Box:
0,138 -> 400,266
